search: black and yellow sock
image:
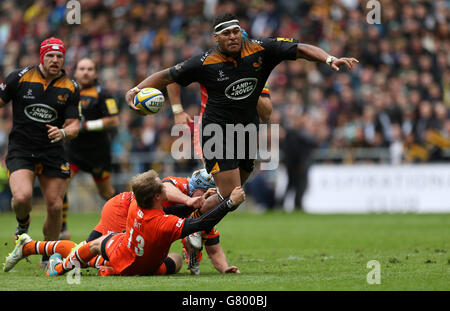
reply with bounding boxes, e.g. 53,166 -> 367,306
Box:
61,194 -> 69,231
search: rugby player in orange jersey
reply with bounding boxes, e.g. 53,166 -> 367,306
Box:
43,169 -> 244,277
86,169 -> 238,274
4,172 -> 245,275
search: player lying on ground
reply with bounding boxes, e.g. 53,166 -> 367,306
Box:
85,169 -> 238,274
3,170 -> 238,275
4,170 -> 244,276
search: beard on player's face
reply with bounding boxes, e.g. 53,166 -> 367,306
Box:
42,52 -> 64,77
74,60 -> 97,88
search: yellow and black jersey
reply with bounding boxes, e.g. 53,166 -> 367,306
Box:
0,65 -> 80,151
66,84 -> 118,153
170,37 -> 297,125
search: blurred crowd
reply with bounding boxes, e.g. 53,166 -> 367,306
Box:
0,0 -> 449,210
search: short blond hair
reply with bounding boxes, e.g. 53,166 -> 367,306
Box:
129,170 -> 163,209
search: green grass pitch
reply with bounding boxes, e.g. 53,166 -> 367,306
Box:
0,210 -> 448,291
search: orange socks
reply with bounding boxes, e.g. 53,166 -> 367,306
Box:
87,255 -> 109,268
23,240 -> 77,258
22,240 -> 110,276
54,242 -> 96,275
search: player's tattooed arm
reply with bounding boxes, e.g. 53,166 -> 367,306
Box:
296,43 -> 359,71
137,68 -> 174,90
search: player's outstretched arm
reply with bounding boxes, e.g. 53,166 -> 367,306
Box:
126,68 -> 174,113
180,187 -> 245,238
296,43 -> 359,71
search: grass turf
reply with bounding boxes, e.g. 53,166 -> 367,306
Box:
0,210 -> 448,291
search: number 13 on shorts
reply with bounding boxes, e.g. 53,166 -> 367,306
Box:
127,228 -> 145,256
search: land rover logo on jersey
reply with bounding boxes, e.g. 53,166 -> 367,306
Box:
24,104 -> 58,123
225,78 -> 258,100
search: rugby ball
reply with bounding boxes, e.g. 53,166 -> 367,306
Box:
134,88 -> 165,114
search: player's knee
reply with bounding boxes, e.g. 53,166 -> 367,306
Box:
11,193 -> 32,207
46,198 -> 63,214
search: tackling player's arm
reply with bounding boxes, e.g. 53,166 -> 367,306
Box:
126,68 -> 174,112
296,43 -> 359,71
180,186 -> 245,238
163,181 -> 204,209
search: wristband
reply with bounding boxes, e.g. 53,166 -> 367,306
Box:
60,128 -> 66,140
171,104 -> 184,114
86,119 -> 104,131
326,56 -> 337,66
226,198 -> 237,211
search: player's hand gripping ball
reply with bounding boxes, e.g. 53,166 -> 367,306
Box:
134,88 -> 165,114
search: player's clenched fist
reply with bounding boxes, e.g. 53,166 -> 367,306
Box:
46,124 -> 66,143
229,186 -> 245,211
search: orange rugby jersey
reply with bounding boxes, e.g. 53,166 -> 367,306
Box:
109,200 -> 185,275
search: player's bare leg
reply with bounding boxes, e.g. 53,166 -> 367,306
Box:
9,169 -> 35,239
239,169 -> 251,185
211,168 -> 241,200
95,178 -> 116,201
60,175 -> 74,240
199,168 -> 249,214
38,175 -> 66,241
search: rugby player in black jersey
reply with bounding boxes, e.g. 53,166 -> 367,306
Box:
126,13 -> 358,209
60,58 -> 120,239
0,38 -> 80,252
